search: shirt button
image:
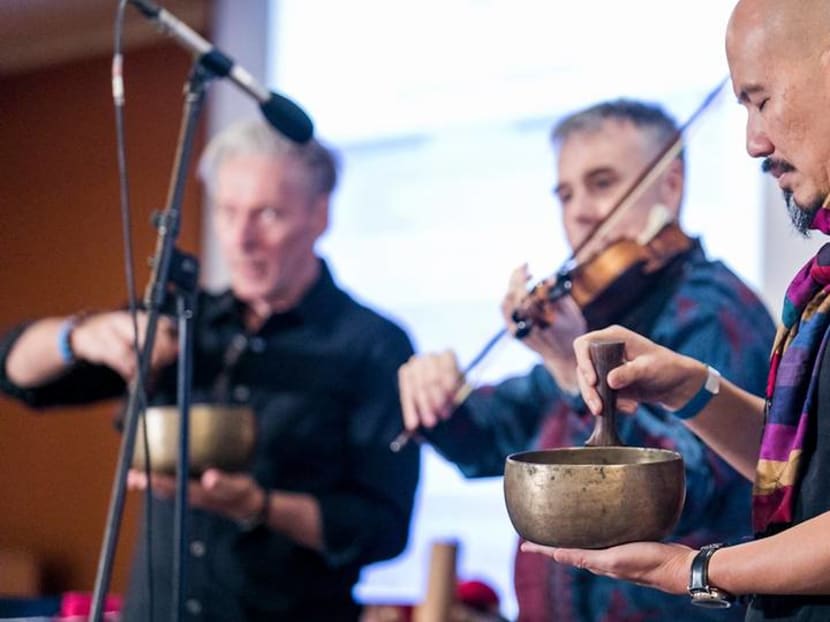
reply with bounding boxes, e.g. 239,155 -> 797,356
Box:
185,598 -> 202,615
190,540 -> 206,558
233,385 -> 250,402
231,334 -> 248,349
249,337 -> 266,353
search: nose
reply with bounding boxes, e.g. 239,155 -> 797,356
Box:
567,191 -> 606,224
227,215 -> 259,252
746,111 -> 774,158
564,194 -> 605,248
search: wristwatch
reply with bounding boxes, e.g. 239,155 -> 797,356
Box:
674,365 -> 721,420
237,487 -> 270,532
688,543 -> 734,608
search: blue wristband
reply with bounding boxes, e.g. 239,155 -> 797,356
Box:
57,316 -> 80,364
673,366 -> 720,420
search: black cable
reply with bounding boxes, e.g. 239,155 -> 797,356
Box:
112,2 -> 154,618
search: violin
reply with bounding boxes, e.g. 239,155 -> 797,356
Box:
513,217 -> 694,336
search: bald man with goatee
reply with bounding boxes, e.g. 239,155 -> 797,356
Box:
518,2 -> 830,621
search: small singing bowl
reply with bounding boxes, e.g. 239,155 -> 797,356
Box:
504,447 -> 685,549
132,404 -> 256,476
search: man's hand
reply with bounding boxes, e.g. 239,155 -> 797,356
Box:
72,311 -> 178,381
520,540 -> 696,595
398,350 -> 462,431
127,468 -> 265,524
502,264 -> 586,393
573,325 -> 708,415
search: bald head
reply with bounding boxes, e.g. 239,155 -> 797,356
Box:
727,0 -> 830,74
726,0 -> 830,235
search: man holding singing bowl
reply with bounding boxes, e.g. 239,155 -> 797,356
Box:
0,119 -> 420,622
524,2 -> 830,621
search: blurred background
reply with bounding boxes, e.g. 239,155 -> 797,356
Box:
0,1 -> 822,619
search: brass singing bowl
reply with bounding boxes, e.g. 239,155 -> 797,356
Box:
504,446 -> 684,548
503,341 -> 686,548
132,404 -> 256,476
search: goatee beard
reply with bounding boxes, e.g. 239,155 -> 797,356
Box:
782,190 -> 822,237
762,158 -> 825,236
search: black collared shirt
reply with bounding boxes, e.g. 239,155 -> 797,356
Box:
0,260 -> 420,621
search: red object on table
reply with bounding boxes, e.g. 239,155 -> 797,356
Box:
59,591 -> 122,617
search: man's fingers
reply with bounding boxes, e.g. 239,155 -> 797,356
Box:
407,360 -> 440,428
617,397 -> 639,413
576,361 -> 602,415
502,264 -> 532,323
127,469 -> 147,490
127,469 -> 176,497
398,363 -> 420,432
521,542 -> 594,572
398,353 -> 459,430
424,353 -> 457,418
508,263 -> 530,291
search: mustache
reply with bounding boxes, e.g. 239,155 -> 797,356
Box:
761,158 -> 796,175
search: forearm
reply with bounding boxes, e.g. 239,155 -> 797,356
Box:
5,318 -> 70,387
427,389 -> 545,477
265,490 -> 323,551
711,511 -> 830,595
683,377 -> 766,480
308,441 -> 418,567
425,401 -> 506,476
446,366 -> 558,471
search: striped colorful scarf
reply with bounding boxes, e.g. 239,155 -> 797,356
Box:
753,209 -> 830,533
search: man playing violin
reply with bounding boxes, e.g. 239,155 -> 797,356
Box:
397,99 -> 775,621
522,2 -> 830,621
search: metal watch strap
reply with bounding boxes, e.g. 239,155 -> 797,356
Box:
689,543 -> 734,608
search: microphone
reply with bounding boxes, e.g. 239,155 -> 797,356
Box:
127,0 -> 314,144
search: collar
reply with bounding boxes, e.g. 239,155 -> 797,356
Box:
204,258 -> 344,330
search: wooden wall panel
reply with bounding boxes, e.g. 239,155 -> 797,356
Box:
0,43 -> 204,596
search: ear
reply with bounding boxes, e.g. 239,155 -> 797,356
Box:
658,158 -> 685,218
310,194 -> 330,237
819,46 -> 830,99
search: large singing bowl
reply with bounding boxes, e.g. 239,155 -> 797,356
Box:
503,340 -> 686,548
132,404 -> 256,476
504,446 -> 685,548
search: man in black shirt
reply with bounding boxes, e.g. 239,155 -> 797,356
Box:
0,119 -> 420,621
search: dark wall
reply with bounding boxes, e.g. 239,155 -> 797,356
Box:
0,43 -> 204,595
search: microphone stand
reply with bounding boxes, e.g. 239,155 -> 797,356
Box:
171,249 -> 198,622
90,59 -> 211,622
